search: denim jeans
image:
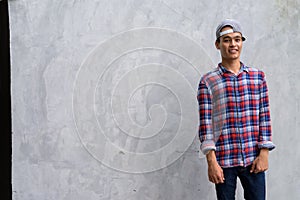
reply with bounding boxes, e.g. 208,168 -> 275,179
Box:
215,166 -> 265,200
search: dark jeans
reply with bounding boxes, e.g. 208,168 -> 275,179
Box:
215,166 -> 265,200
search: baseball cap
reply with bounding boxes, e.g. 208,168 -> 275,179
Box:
216,19 -> 246,41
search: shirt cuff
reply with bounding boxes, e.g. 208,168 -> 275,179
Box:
258,141 -> 275,151
200,140 -> 216,155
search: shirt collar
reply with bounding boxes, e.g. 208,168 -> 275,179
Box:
218,62 -> 248,75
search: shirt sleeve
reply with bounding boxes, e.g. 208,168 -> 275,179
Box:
197,80 -> 216,155
258,72 -> 275,150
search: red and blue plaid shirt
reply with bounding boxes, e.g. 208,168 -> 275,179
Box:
197,63 -> 275,168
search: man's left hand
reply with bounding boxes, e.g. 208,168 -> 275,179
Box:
250,148 -> 269,173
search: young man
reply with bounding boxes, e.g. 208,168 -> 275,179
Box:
197,19 -> 275,200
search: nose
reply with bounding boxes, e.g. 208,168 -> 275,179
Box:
230,40 -> 236,46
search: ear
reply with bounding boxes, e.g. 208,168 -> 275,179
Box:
215,41 -> 220,50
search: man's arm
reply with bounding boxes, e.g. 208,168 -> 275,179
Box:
197,81 -> 216,154
251,72 -> 275,173
198,81 -> 224,183
257,72 -> 275,150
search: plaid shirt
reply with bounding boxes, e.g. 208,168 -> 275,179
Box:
197,63 -> 275,168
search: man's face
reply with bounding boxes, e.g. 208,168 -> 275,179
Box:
215,26 -> 243,61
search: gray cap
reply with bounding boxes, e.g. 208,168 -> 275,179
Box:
216,19 -> 246,41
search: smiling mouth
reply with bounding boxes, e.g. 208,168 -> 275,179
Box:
229,49 -> 238,53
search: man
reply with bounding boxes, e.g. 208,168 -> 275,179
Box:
197,19 -> 275,200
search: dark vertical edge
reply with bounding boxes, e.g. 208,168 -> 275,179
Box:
0,0 -> 12,199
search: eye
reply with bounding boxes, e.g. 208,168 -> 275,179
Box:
235,38 -> 241,42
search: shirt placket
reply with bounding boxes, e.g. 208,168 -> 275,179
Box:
233,74 -> 246,166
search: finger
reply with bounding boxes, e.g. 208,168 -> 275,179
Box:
220,177 -> 225,184
211,178 -> 216,183
217,176 -> 224,184
209,176 -> 217,184
221,171 -> 225,181
211,178 -> 217,184
254,167 -> 263,174
250,163 -> 256,173
217,179 -> 224,184
213,176 -> 219,184
211,175 -> 218,184
216,175 -> 224,184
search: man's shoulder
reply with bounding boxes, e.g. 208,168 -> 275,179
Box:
245,66 -> 266,77
200,67 -> 220,82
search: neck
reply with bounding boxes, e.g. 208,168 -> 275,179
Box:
221,59 -> 241,75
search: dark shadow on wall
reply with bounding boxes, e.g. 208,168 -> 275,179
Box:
0,0 -> 12,199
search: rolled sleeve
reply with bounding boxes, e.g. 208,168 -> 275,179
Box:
258,141 -> 275,150
198,81 -> 215,155
258,72 -> 275,151
200,140 -> 216,155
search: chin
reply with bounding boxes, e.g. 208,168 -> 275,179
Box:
229,55 -> 240,59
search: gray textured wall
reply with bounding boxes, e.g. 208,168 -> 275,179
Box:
11,0 -> 300,199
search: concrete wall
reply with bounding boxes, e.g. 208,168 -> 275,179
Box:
11,0 -> 300,199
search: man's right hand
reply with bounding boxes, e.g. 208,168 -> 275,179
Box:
206,150 -> 225,184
